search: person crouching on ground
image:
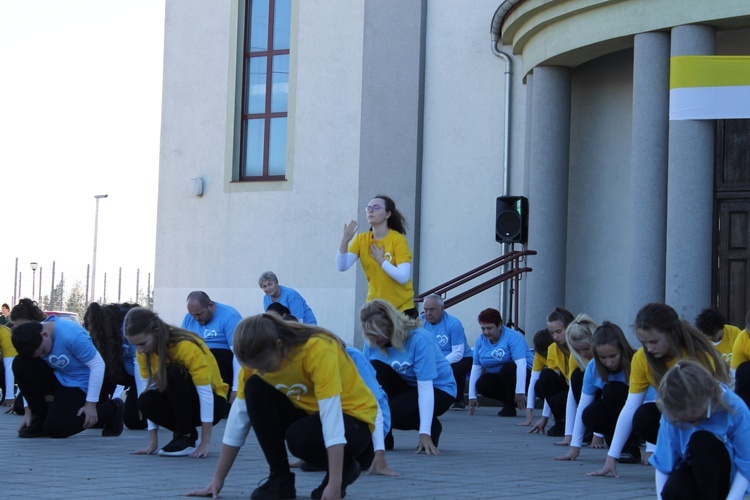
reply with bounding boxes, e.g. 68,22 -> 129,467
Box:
123,307 -> 228,457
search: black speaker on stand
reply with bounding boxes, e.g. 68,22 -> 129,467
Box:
495,196 -> 528,244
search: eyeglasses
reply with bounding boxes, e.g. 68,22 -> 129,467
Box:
364,205 -> 382,213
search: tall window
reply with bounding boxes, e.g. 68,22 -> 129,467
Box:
240,0 -> 291,180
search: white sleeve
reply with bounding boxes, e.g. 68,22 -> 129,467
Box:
319,394 -> 347,448
655,469 -> 668,500
468,365 -> 482,399
417,379 -> 435,435
607,391 -> 646,459
197,384 -> 214,423
231,352 -> 241,392
542,400 -> 552,418
112,385 -> 125,400
571,392 -> 595,447
564,383 -> 577,436
527,369 -> 541,415
514,358 -> 527,395
372,404 -> 385,452
445,344 -> 464,364
336,251 -> 358,271
222,397 -> 251,447
381,261 -> 411,284
3,356 -> 14,397
83,352 -> 105,403
728,472 -> 750,500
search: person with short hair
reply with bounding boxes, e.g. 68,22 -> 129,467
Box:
11,318 -> 124,438
125,307 -> 228,457
468,308 -> 533,418
259,271 -> 317,325
420,294 -> 473,410
694,307 -> 741,366
0,303 -> 10,325
181,291 -> 242,403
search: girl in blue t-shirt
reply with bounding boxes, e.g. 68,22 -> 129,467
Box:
651,360 -> 750,499
361,299 -> 456,455
555,321 -> 645,463
467,308 -> 533,417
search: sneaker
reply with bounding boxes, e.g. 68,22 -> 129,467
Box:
158,434 -> 196,457
310,460 -> 362,499
251,471 -> 296,500
102,398 -> 124,437
18,417 -> 45,439
497,407 -> 517,417
618,446 -> 642,464
450,401 -> 466,411
547,420 -> 565,437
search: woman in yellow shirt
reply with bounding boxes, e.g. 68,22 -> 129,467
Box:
123,307 -> 228,458
233,314 -> 377,500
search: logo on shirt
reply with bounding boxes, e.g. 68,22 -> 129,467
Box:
391,361 -> 412,373
276,383 -> 308,401
203,329 -> 218,339
490,348 -> 507,361
384,251 -> 393,263
436,335 -> 449,348
48,355 -> 70,369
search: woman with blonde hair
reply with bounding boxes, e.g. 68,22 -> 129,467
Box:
123,307 -> 228,458
361,299 -> 456,455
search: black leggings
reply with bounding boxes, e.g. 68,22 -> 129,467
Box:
13,356 -> 118,438
735,361 -> 750,410
99,373 -> 146,430
137,364 -> 226,435
210,348 -> 234,390
245,375 -> 372,475
475,363 -> 531,408
581,381 -> 640,451
450,357 -> 472,403
535,368 -> 568,421
370,360 -> 453,439
632,401 -> 661,444
660,431 -> 731,500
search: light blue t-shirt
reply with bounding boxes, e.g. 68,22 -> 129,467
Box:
181,301 -> 242,351
346,347 -> 390,435
364,327 -> 457,398
263,285 -> 317,325
43,316 -> 98,391
472,325 -> 534,372
582,358 -> 657,402
650,386 -> 750,487
420,311 -> 472,359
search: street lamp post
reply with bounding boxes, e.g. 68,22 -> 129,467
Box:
90,194 -> 108,304
30,262 -> 38,300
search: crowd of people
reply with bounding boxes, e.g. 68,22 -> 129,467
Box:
2,194 -> 750,500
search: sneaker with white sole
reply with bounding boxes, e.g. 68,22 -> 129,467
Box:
158,435 -> 196,457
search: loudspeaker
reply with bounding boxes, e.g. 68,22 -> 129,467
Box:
495,196 -> 528,244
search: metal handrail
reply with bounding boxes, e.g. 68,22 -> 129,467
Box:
415,249 -> 536,329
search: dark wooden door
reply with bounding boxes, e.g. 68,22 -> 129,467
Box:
715,120 -> 750,328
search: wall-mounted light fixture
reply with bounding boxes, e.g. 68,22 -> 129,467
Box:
190,178 -> 204,197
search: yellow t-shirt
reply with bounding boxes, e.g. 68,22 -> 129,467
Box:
546,343 -> 577,382
531,351 -> 548,372
137,337 -> 228,398
714,324 -> 741,366
349,229 -> 415,312
237,336 -> 377,432
731,329 -> 750,369
0,325 -> 17,359
629,348 -> 718,393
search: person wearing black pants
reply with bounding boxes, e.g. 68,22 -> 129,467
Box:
361,299 -> 457,455
535,367 -> 569,432
11,319 -> 123,438
124,307 -> 229,458
232,314 -> 377,500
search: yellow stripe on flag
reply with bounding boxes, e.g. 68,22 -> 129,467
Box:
670,56 -> 750,89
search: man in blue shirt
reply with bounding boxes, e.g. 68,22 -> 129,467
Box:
420,294 -> 473,410
181,291 -> 242,403
259,271 -> 317,325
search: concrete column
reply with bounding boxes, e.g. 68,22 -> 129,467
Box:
627,32 -> 670,326
353,0 -> 427,346
523,66 -> 572,330
665,25 -> 715,320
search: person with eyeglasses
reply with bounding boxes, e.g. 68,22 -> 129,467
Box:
650,360 -> 750,499
337,195 -> 416,318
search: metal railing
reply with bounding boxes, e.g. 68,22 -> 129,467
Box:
415,249 -> 536,328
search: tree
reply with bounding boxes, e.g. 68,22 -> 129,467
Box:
42,279 -> 65,311
65,281 -> 87,317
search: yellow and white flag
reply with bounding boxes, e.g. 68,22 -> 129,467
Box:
670,55 -> 750,120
